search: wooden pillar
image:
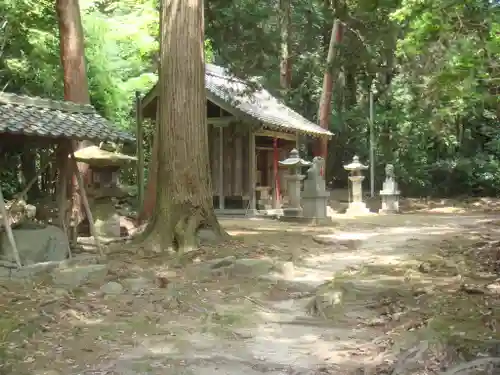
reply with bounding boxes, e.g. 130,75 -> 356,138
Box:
272,137 -> 280,209
210,126 -> 218,195
70,152 -> 102,256
218,126 -> 224,210
233,133 -> 242,196
56,140 -> 72,240
248,129 -> 256,212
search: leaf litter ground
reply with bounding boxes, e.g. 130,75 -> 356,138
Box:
1,212 -> 500,375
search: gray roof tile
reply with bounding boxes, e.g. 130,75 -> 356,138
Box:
0,92 -> 134,142
205,64 -> 332,137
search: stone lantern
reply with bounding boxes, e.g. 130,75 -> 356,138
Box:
73,143 -> 137,237
279,149 -> 311,217
343,155 -> 370,216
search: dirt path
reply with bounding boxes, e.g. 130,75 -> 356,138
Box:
86,214 -> 491,375
3,213 -> 499,375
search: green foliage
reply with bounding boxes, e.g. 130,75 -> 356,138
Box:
208,0 -> 499,196
1,0 -> 499,197
0,0 -> 62,96
0,0 -> 157,123
81,1 -> 158,128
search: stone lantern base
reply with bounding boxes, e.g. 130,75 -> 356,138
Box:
345,201 -> 371,216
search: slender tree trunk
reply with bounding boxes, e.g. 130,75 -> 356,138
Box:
277,0 -> 291,201
314,19 -> 343,167
279,0 -> 292,92
56,0 -> 92,235
138,112 -> 159,223
56,0 -> 89,104
143,0 -> 225,252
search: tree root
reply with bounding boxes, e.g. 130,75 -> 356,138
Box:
135,202 -> 228,255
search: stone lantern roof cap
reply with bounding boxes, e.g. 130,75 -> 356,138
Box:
279,148 -> 312,168
344,155 -> 368,171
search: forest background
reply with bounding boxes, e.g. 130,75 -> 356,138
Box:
1,0 -> 498,198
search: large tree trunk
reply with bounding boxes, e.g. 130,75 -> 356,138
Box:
314,19 -> 342,172
56,0 -> 92,236
143,0 -> 225,252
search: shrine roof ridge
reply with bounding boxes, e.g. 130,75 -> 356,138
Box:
141,63 -> 333,138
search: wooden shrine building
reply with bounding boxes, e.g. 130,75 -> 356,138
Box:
139,63 -> 332,215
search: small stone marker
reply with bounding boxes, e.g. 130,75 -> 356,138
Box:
379,164 -> 400,214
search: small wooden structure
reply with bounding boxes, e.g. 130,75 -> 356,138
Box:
0,92 -> 134,264
139,63 -> 333,215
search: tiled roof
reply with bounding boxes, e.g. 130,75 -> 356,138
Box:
0,92 -> 134,142
142,64 -> 332,138
205,64 -> 332,137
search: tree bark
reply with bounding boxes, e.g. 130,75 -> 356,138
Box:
56,0 -> 90,104
143,0 -> 225,252
314,19 -> 343,167
56,0 -> 92,235
279,0 -> 292,92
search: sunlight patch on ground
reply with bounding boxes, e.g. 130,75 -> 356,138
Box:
300,334 -> 321,343
304,252 -> 370,269
245,226 -> 279,232
227,230 -> 261,236
147,343 -> 179,355
386,226 -> 456,236
317,231 -> 377,241
355,275 -> 407,285
66,309 -> 104,325
366,254 -> 410,265
270,267 -> 336,285
249,330 -> 379,368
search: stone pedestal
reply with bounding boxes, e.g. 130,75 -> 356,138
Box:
379,191 -> 400,214
302,191 -> 330,219
302,157 -> 329,220
346,175 -> 370,216
93,201 -> 121,237
283,174 -> 305,217
256,186 -> 272,210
